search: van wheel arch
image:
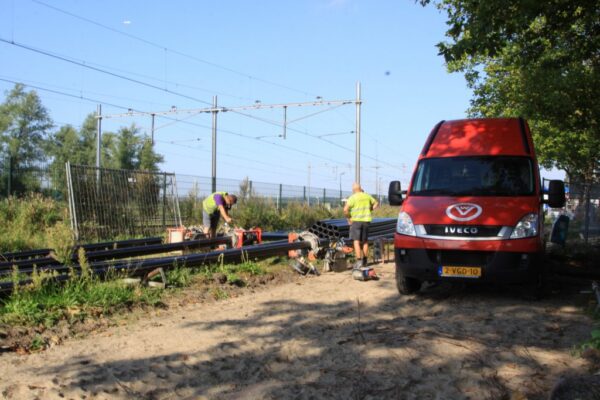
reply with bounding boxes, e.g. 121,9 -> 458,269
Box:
395,265 -> 422,295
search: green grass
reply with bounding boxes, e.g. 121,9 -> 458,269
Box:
0,193 -> 359,333
0,274 -> 163,328
0,194 -> 70,253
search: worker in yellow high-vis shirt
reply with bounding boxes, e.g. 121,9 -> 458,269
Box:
344,183 -> 379,269
202,192 -> 237,238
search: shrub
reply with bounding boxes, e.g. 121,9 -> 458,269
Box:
0,194 -> 69,252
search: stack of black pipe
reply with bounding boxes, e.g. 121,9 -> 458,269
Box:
0,239 -> 319,293
309,218 -> 396,239
0,237 -> 163,263
0,237 -> 230,277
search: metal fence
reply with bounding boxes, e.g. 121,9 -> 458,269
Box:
0,157 -> 63,199
176,174 -> 353,208
0,161 -> 356,205
565,181 -> 600,241
66,164 -> 182,241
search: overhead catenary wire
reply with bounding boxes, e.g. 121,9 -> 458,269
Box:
0,38 -> 375,169
0,77 -> 357,172
31,0 -> 319,99
0,38 -> 214,107
0,77 -> 399,191
0,40 -> 395,176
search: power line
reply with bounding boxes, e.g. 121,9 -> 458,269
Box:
0,74 -> 175,108
0,77 -> 353,168
31,0 -> 319,98
0,40 -> 383,169
1,76 -> 402,177
157,140 -> 333,180
0,77 -> 130,111
0,37 -> 214,106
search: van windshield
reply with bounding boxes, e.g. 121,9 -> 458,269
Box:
411,156 -> 535,196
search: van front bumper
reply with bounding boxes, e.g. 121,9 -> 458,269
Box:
395,247 -> 542,284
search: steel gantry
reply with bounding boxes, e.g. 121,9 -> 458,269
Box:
95,82 -> 363,191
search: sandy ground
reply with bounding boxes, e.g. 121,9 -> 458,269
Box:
0,262 -> 594,400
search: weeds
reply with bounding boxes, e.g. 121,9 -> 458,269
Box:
46,215 -> 75,264
0,274 -> 163,328
0,194 -> 67,253
166,263 -> 195,287
30,335 -> 45,352
211,287 -> 229,300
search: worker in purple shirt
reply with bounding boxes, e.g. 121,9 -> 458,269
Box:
202,191 -> 238,238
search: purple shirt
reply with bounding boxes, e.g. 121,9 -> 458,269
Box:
214,194 -> 225,207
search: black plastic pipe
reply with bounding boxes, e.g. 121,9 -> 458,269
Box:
0,236 -> 163,262
0,239 -> 317,293
0,237 -> 230,275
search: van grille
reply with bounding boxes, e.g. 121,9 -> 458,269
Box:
424,225 -> 502,237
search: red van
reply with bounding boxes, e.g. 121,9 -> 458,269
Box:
388,118 -> 565,294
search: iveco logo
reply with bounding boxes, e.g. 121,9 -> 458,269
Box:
446,203 -> 482,222
444,226 -> 479,235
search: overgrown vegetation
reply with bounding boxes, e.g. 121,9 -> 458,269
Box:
1,269 -> 163,328
0,192 -> 393,351
1,255 -> 271,335
0,194 -> 70,253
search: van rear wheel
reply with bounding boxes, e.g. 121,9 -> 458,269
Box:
395,265 -> 421,294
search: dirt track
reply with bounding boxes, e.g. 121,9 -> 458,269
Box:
0,262 -> 593,399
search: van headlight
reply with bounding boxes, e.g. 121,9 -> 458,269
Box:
510,213 -> 539,239
397,211 -> 416,236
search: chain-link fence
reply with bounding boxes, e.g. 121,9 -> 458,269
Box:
0,156 -> 63,199
0,161 -> 356,204
1,160 -> 386,235
565,181 -> 600,241
176,174 -> 352,207
66,164 -> 182,241
176,174 -> 354,225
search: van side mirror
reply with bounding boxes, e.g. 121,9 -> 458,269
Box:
547,180 -> 565,208
388,181 -> 403,206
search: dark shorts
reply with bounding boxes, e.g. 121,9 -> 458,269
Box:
350,221 -> 369,242
202,210 -> 220,230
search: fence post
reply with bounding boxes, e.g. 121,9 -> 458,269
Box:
6,156 -> 11,197
584,183 -> 591,243
278,183 -> 283,213
323,188 -> 326,204
162,173 -> 167,230
303,186 -> 306,203
249,180 -> 253,199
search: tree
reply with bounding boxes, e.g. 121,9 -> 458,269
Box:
114,125 -> 140,170
138,138 -> 164,172
0,84 -> 53,194
421,0 -> 600,183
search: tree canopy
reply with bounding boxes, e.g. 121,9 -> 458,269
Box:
422,0 -> 600,182
0,84 -> 164,196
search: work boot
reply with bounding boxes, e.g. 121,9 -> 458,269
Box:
362,257 -> 368,267
352,261 -> 363,270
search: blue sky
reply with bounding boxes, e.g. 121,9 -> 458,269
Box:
0,0 -> 562,194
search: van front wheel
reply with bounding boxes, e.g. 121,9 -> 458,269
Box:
395,266 -> 421,295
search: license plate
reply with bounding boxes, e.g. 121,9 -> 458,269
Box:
439,266 -> 481,278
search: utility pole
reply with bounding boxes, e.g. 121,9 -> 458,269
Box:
355,81 -> 362,184
96,104 -> 102,183
307,162 -> 311,206
150,113 -> 155,144
339,171 -> 345,203
211,95 -> 218,193
98,87 -> 363,188
282,105 -> 287,139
